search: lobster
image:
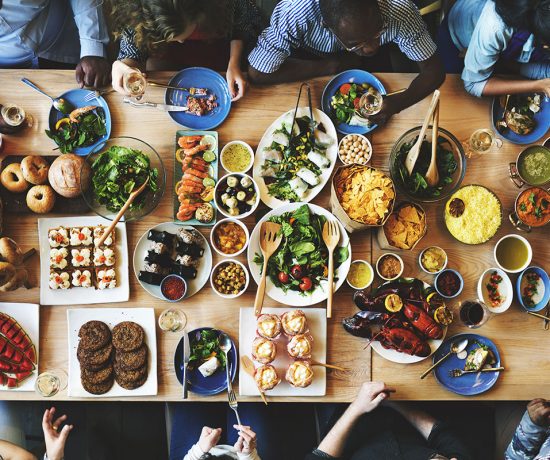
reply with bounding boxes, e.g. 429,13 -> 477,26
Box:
377,327 -> 431,357
402,303 -> 443,340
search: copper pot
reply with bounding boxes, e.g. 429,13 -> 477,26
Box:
509,186 -> 550,232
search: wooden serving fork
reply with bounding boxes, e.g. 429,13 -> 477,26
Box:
254,222 -> 282,316
241,356 -> 268,405
322,219 -> 340,319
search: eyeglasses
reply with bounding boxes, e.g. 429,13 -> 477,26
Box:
328,25 -> 386,53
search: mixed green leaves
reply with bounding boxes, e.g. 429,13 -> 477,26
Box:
330,83 -> 372,124
188,329 -> 226,370
45,107 -> 106,154
91,145 -> 159,212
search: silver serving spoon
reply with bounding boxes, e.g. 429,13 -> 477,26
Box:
496,95 -> 510,134
420,338 -> 469,379
20,78 -> 74,114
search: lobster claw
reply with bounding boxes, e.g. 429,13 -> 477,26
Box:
403,303 -> 443,340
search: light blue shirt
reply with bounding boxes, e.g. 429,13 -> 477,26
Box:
449,0 -> 550,96
0,0 -> 108,67
505,410 -> 550,460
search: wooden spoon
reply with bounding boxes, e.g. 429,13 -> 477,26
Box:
425,102 -> 440,187
404,90 -> 440,176
310,360 -> 348,371
240,356 -> 268,405
254,221 -> 282,316
96,177 -> 149,247
322,219 -> 340,319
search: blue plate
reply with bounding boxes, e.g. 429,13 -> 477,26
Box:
321,69 -> 386,135
174,327 -> 237,396
165,67 -> 231,130
516,266 -> 550,312
47,89 -> 111,156
491,95 -> 550,145
433,333 -> 501,396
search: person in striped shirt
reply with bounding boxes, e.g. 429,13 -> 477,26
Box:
248,0 -> 445,125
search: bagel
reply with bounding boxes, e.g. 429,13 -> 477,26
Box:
20,156 -> 49,185
1,163 -> 29,193
0,237 -> 23,265
26,185 -> 56,213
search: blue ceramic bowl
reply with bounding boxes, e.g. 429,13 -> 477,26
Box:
434,269 -> 464,299
516,266 -> 550,312
160,274 -> 187,302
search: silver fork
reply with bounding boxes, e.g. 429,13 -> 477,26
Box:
449,367 -> 504,377
84,89 -> 113,102
228,385 -> 242,426
219,334 -> 242,426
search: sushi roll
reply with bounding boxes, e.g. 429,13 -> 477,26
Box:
176,241 -> 204,258
307,151 -> 330,169
263,149 -> 282,163
144,262 -> 168,275
296,167 -> 320,186
178,229 -> 201,246
147,229 -> 174,247
288,177 -> 308,198
150,242 -> 169,255
138,271 -> 164,286
72,269 -> 92,288
171,264 -> 197,280
145,251 -> 173,268
175,254 -> 198,268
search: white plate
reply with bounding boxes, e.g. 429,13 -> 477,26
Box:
38,216 -> 129,306
246,202 -> 351,306
253,107 -> 338,209
133,222 -> 212,300
370,279 -> 447,364
477,268 -> 513,313
239,307 -> 326,396
0,303 -> 39,392
67,308 -> 157,398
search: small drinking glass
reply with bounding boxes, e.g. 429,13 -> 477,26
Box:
466,129 -> 502,157
123,69 -> 147,99
158,308 -> 187,333
35,369 -> 67,397
457,300 -> 492,329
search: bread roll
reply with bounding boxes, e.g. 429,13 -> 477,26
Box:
48,154 -> 91,198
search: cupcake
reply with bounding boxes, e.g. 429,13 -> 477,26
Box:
281,310 -> 308,336
251,337 -> 277,364
254,364 -> 280,391
286,361 -> 314,388
256,314 -> 282,340
287,334 -> 313,359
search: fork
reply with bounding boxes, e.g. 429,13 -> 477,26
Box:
449,367 -> 504,377
322,219 -> 341,319
254,221 -> 283,316
84,89 -> 114,102
227,375 -> 242,426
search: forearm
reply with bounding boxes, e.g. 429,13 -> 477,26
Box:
120,58 -> 145,72
316,405 -> 362,457
386,402 -> 436,440
481,77 -> 542,96
505,411 -> 550,460
248,58 -> 335,84
0,440 -> 36,460
229,40 -> 245,69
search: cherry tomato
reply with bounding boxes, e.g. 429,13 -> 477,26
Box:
278,271 -> 289,284
339,83 -> 352,95
299,276 -> 313,291
353,97 -> 361,109
290,265 -> 303,279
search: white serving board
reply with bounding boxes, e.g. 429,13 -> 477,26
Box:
67,308 -> 157,398
239,307 -> 326,397
0,303 -> 39,392
38,216 -> 129,306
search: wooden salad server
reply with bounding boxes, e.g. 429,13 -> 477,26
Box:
322,219 -> 340,319
254,221 -> 282,316
404,90 -> 440,176
241,356 -> 268,405
96,177 -> 149,247
425,101 -> 440,187
311,360 -> 348,371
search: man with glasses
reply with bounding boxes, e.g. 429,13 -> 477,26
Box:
248,0 -> 445,125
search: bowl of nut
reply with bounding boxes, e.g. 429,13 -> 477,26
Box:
210,259 -> 249,298
338,134 -> 372,165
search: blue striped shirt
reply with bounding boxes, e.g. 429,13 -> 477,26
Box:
248,0 -> 436,73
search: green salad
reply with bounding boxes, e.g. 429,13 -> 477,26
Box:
394,137 -> 457,199
91,145 -> 159,212
330,82 -> 375,125
254,204 -> 349,295
188,329 -> 227,371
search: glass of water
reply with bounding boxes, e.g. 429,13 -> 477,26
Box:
35,369 -> 67,397
158,308 -> 187,333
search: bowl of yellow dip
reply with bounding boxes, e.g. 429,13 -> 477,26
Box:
419,246 -> 448,275
221,140 -> 254,173
346,260 -> 374,290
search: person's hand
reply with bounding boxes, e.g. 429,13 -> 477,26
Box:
42,407 -> 73,460
233,425 -> 257,454
197,426 -> 222,453
111,60 -> 145,96
349,381 -> 396,416
527,399 -> 550,427
226,63 -> 248,101
75,56 -> 110,89
368,94 -> 402,126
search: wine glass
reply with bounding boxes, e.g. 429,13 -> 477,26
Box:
457,300 -> 492,329
35,369 -> 67,397
158,308 -> 187,333
466,129 -> 502,157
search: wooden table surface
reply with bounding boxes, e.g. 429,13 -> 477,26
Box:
1,70 -> 548,402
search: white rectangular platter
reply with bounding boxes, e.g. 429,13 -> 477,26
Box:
67,308 -> 157,398
0,303 -> 39,392
239,307 -> 326,397
38,216 -> 129,306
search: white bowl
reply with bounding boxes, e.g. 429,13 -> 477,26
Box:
346,259 -> 374,290
210,218 -> 249,257
214,173 -> 260,220
337,133 -> 372,165
418,246 -> 448,275
375,253 -> 404,281
210,259 -> 249,299
477,267 -> 513,314
220,140 -> 255,173
494,234 -> 533,273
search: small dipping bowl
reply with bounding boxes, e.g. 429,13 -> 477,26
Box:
435,269 -> 464,299
160,274 -> 187,302
418,246 -> 448,275
210,217 -> 249,257
516,266 -> 550,312
210,259 -> 250,299
220,140 -> 255,173
346,260 -> 374,290
338,134 -> 372,165
375,253 -> 404,281
494,234 -> 533,274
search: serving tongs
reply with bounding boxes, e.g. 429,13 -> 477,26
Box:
289,82 -> 315,141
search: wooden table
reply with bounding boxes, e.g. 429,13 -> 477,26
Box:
1,70 -> 548,401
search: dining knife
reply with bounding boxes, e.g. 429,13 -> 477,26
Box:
123,97 -> 188,112
182,330 -> 190,399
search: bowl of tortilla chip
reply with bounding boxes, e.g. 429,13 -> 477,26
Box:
377,202 -> 427,250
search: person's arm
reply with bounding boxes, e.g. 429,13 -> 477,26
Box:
111,29 -> 147,95
70,0 -> 110,88
481,76 -> 550,97
313,382 -> 395,458
183,427 -> 222,460
42,408 -> 72,460
0,440 -> 36,460
227,40 -> 248,101
233,425 -> 261,460
505,399 -> 550,460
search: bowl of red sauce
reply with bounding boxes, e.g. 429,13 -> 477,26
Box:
160,274 -> 187,302
435,269 -> 464,299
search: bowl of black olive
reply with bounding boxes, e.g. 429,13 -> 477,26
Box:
214,173 -> 260,219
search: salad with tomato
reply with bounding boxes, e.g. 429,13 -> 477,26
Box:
330,82 -> 376,125
253,204 -> 349,295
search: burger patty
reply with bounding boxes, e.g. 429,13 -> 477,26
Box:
78,321 -> 111,352
115,344 -> 148,371
78,342 -> 113,367
116,372 -> 147,390
81,363 -> 113,385
112,321 -> 144,352
82,376 -> 114,395
114,361 -> 148,384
